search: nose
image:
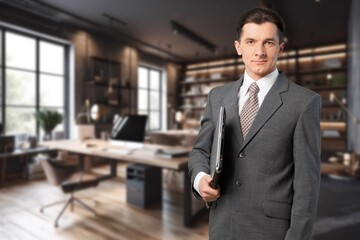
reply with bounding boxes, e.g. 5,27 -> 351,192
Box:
255,43 -> 266,57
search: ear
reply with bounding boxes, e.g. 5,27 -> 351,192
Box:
234,40 -> 242,56
279,42 -> 285,54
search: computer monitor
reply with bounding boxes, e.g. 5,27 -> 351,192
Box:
0,135 -> 15,153
110,115 -> 147,148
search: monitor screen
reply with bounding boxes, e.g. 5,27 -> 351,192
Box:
110,115 -> 147,143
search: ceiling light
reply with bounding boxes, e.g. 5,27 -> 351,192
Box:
102,13 -> 127,26
170,20 -> 216,53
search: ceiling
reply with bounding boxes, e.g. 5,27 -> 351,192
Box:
0,0 -> 351,63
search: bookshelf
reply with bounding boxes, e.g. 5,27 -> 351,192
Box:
85,56 -> 133,137
179,43 -> 347,151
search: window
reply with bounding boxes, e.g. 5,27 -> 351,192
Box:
137,66 -> 163,131
0,29 -> 68,139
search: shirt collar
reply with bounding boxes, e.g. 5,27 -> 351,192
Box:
243,69 -> 279,93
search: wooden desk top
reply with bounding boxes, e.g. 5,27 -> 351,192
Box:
159,129 -> 198,136
321,162 -> 360,180
0,146 -> 52,158
41,139 -> 190,171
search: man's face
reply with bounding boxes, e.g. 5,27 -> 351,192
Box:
234,22 -> 284,80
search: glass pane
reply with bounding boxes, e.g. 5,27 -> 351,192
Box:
0,30 -> 2,66
137,110 -> 149,129
40,41 -> 64,75
0,66 -> 2,106
0,73 -> 2,122
137,89 -> 148,110
138,67 -> 148,88
150,70 -> 160,90
150,90 -> 160,111
138,110 -> 148,116
5,107 -> 36,135
6,69 -> 36,106
40,74 -> 64,107
6,32 -> 36,70
149,111 -> 160,130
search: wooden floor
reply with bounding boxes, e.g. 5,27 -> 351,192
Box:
0,175 -> 209,240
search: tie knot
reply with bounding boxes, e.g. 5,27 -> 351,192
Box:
248,82 -> 259,94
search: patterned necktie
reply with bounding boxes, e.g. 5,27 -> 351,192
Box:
240,82 -> 260,138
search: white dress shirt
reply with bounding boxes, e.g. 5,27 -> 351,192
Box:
193,69 -> 279,196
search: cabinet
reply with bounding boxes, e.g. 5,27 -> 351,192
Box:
180,44 -> 347,151
85,57 -> 133,136
126,164 -> 162,208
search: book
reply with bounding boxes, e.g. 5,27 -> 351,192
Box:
210,106 -> 226,188
156,149 -> 189,159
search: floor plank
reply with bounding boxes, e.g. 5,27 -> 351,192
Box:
0,177 -> 209,240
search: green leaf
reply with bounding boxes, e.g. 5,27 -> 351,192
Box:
34,109 -> 63,134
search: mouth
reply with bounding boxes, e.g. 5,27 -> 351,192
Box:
251,60 -> 267,65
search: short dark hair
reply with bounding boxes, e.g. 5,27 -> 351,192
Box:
236,8 -> 285,43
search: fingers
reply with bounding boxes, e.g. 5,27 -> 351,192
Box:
199,175 -> 221,202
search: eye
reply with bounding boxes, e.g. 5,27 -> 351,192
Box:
265,41 -> 275,46
246,40 -> 255,45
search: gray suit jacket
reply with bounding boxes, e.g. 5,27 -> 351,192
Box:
188,73 -> 321,240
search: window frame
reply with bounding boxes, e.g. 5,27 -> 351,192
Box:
0,26 -> 70,139
137,65 -> 163,131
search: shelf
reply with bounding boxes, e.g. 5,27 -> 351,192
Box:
179,106 -> 205,111
86,81 -> 131,89
180,78 -> 234,85
307,85 -> 346,91
320,121 -> 346,131
297,67 -> 347,76
91,101 -> 128,108
322,103 -> 347,108
180,93 -> 208,98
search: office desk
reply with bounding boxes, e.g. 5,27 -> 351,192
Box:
41,139 -> 199,227
0,147 -> 55,186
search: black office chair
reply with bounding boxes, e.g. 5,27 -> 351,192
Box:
40,157 -> 100,227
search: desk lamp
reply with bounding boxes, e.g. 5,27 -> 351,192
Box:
175,111 -> 184,129
75,99 -> 95,141
75,99 -> 91,124
329,92 -> 360,172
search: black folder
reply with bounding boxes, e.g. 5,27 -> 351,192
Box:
210,106 -> 226,188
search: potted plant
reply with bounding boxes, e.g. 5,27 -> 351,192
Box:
35,110 -> 63,140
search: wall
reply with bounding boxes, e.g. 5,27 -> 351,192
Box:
0,3 -> 140,133
348,0 -> 360,154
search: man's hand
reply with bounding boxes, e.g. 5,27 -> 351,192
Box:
199,174 -> 221,202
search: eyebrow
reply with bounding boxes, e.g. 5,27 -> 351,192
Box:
243,37 -> 277,42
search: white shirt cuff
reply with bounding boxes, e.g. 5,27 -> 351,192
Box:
194,171 -> 208,196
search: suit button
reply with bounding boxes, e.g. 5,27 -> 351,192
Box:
235,180 -> 242,186
239,152 -> 245,158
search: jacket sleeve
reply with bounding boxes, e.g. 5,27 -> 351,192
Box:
285,94 -> 322,240
187,89 -> 215,199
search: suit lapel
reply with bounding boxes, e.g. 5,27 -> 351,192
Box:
223,77 -> 243,147
240,74 -> 289,152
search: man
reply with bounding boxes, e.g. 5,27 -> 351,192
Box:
188,8 -> 321,240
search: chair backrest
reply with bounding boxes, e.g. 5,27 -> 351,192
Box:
40,157 -> 75,186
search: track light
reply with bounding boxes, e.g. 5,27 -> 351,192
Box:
170,20 -> 216,53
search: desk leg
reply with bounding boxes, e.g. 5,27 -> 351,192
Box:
78,155 -> 84,170
110,160 -> 117,177
184,168 -> 192,227
0,157 -> 5,187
